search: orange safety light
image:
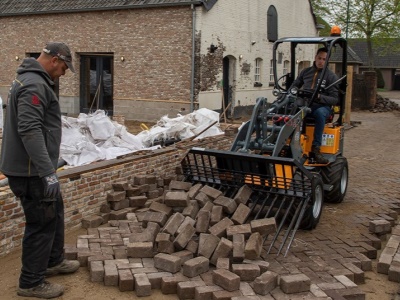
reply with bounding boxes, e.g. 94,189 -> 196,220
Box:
330,25 -> 341,36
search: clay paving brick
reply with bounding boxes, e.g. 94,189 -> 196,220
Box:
126,186 -> 142,197
231,263 -> 260,281
89,260 -> 104,282
154,253 -> 182,273
212,290 -> 242,299
163,212 -> 185,235
173,223 -> 196,250
233,185 -> 253,205
195,210 -> 211,233
127,242 -> 154,258
176,217 -> 196,235
147,271 -> 173,289
182,200 -> 199,219
210,205 -> 223,225
177,281 -> 206,300
216,257 -> 230,270
142,211 -> 168,227
208,217 -> 234,238
213,268 -> 241,292
198,233 -> 220,259
172,250 -> 194,265
188,183 -> 203,199
134,273 -> 152,297
211,238 -> 233,266
186,239 -> 198,254
280,273 -> 311,294
194,191 -> 211,207
250,271 -> 278,295
82,215 -> 103,229
104,263 -> 118,286
388,261 -> 400,282
231,203 -> 251,225
194,285 -> 223,300
156,232 -> 175,254
226,224 -> 252,239
107,191 -> 126,202
250,217 -> 276,236
232,234 -> 245,263
128,195 -> 148,207
214,196 -> 237,214
244,232 -> 263,260
199,185 -> 223,200
112,181 -> 130,191
161,273 -> 190,294
118,269 -> 134,291
350,251 -> 372,271
369,219 -> 392,234
343,262 -> 365,284
149,201 -> 173,217
169,180 -> 193,191
182,256 -> 210,277
165,191 -> 190,207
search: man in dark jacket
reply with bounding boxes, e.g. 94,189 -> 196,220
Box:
0,42 -> 79,299
290,47 -> 338,164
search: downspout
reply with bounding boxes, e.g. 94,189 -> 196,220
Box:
190,4 -> 196,112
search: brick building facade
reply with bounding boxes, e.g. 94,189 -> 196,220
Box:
0,0 -> 318,122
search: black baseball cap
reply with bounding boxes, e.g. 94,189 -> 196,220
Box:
43,42 -> 75,73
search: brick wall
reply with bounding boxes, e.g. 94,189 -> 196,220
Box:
0,7 -> 193,121
0,135 -> 233,257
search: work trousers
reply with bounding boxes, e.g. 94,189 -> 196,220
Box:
310,105 -> 332,148
8,176 -> 65,289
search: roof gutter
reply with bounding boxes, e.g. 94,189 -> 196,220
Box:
0,1 -> 217,17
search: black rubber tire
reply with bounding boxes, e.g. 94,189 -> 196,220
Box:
287,173 -> 324,230
320,156 -> 349,203
299,174 -> 324,230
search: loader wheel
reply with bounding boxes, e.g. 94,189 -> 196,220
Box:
320,157 -> 348,203
298,174 -> 324,230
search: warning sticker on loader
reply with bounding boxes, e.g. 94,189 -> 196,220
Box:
322,134 -> 335,146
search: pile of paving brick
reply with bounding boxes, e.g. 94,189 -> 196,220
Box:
71,175 -> 314,299
372,94 -> 400,112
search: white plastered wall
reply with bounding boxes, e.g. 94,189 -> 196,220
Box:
196,0 -> 318,110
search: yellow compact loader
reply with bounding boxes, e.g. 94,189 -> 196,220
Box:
181,35 -> 349,256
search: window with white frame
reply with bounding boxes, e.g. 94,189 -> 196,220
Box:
283,60 -> 289,75
255,58 -> 262,82
269,59 -> 274,82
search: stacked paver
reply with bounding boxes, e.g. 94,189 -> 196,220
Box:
71,174 -> 398,299
74,174 -> 319,299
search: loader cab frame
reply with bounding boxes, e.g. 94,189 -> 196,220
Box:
272,37 -> 348,126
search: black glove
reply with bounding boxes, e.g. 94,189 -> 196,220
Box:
42,173 -> 60,198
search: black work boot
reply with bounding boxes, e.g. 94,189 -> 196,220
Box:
311,146 -> 329,164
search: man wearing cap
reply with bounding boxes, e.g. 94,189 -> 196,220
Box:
0,42 -> 78,299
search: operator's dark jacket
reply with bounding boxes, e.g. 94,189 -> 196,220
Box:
291,62 -> 339,107
0,58 -> 61,178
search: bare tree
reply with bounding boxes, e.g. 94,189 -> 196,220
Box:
311,0 -> 400,69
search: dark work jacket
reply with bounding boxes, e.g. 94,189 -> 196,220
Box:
0,58 -> 61,177
291,63 -> 339,107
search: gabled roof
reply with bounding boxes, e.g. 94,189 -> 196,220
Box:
348,38 -> 400,69
0,0 -> 217,16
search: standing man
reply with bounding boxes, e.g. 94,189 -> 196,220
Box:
290,47 -> 339,164
0,42 -> 80,299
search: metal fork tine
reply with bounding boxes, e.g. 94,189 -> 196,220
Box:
276,197 -> 304,256
267,196 -> 293,254
283,196 -> 310,257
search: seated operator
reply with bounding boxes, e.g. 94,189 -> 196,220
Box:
290,47 -> 339,164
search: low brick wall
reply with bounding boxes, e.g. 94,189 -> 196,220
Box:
0,134 -> 234,257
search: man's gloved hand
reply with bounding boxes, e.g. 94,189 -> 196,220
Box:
42,173 -> 60,198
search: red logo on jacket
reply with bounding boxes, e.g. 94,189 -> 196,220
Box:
31,95 -> 40,105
